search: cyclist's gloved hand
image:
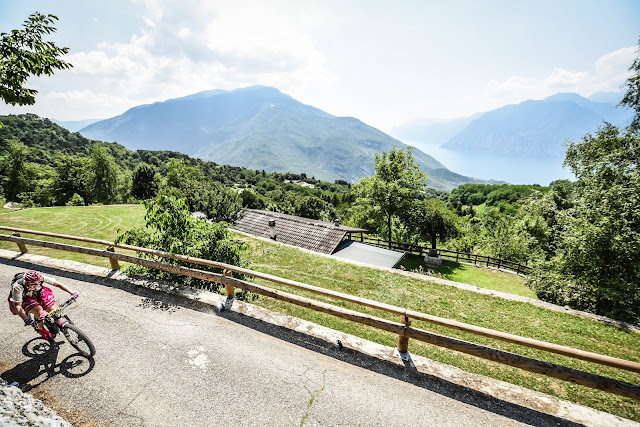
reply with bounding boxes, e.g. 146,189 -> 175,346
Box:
24,318 -> 35,326
71,292 -> 79,300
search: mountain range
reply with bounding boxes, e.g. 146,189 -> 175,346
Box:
79,86 -> 489,191
392,92 -> 632,157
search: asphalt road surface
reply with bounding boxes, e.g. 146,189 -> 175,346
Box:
0,258 -> 580,426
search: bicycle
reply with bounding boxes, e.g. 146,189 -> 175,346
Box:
30,297 -> 96,358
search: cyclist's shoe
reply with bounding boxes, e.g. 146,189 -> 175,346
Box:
38,329 -> 54,340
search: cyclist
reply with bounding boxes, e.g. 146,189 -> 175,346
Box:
7,270 -> 78,340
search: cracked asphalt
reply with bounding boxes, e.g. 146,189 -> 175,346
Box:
0,258 -> 589,426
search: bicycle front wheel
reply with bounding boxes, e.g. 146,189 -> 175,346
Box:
62,324 -> 96,358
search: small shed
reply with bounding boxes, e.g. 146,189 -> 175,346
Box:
231,209 -> 368,255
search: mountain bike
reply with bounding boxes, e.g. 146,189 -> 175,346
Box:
31,297 -> 96,358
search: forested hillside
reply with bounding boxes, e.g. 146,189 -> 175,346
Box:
0,114 -> 355,220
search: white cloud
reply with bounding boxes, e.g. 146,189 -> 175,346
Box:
0,89 -> 139,121
484,46 -> 636,106
43,0 -> 334,119
594,46 -> 637,83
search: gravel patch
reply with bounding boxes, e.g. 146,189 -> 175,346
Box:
0,377 -> 71,427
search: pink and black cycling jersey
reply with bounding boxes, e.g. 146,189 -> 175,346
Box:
9,275 -> 56,304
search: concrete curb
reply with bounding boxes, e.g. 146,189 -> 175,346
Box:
0,249 -> 636,427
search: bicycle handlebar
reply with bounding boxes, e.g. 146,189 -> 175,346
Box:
46,296 -> 78,317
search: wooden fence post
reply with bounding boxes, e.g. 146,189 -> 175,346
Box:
106,246 -> 120,270
397,313 -> 412,353
12,232 -> 28,253
224,269 -> 235,299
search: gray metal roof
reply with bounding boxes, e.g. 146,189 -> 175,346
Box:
231,210 -> 366,254
332,240 -> 405,268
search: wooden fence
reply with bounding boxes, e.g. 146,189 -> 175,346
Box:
345,233 -> 533,275
1,225 -> 638,401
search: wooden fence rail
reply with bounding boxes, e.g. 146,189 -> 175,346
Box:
345,233 -> 533,275
0,227 -> 639,401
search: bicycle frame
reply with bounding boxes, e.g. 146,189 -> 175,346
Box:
32,297 -> 77,337
30,296 -> 95,358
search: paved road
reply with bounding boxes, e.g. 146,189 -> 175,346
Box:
0,258 -> 579,426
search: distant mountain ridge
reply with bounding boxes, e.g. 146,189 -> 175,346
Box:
392,91 -> 632,157
80,86 -> 489,190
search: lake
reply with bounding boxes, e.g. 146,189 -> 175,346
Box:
412,142 -> 575,185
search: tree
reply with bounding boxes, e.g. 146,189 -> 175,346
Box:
531,124 -> 640,323
620,37 -> 640,132
90,146 -> 118,203
131,163 -> 159,200
51,154 -> 91,205
350,148 -> 426,247
406,199 -> 458,256
0,13 -> 72,106
164,158 -> 203,190
115,195 -> 248,295
1,141 -> 38,201
201,183 -> 243,223
292,194 -> 335,220
240,189 -> 264,210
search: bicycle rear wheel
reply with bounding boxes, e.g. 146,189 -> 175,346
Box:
62,324 -> 96,358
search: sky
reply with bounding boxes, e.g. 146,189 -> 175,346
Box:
0,0 -> 639,133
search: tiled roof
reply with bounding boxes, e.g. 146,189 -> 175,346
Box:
231,210 -> 367,254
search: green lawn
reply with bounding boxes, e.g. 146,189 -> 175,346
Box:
397,254 -> 537,298
0,205 -> 147,268
1,206 -> 639,420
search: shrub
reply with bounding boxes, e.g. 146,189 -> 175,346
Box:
66,193 -> 85,206
116,195 -> 252,299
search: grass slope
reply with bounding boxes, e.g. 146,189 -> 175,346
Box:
0,205 -> 638,420
397,254 -> 536,299
0,205 -> 146,267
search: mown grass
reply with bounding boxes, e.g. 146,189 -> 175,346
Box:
397,254 -> 537,298
1,206 -> 638,420
0,205 -> 147,268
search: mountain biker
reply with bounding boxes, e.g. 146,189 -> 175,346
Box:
7,270 -> 78,340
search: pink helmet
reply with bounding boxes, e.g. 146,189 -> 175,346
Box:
24,270 -> 43,285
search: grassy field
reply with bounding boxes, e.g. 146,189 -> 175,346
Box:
1,205 -> 639,420
397,254 -> 536,298
0,205 -> 147,268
